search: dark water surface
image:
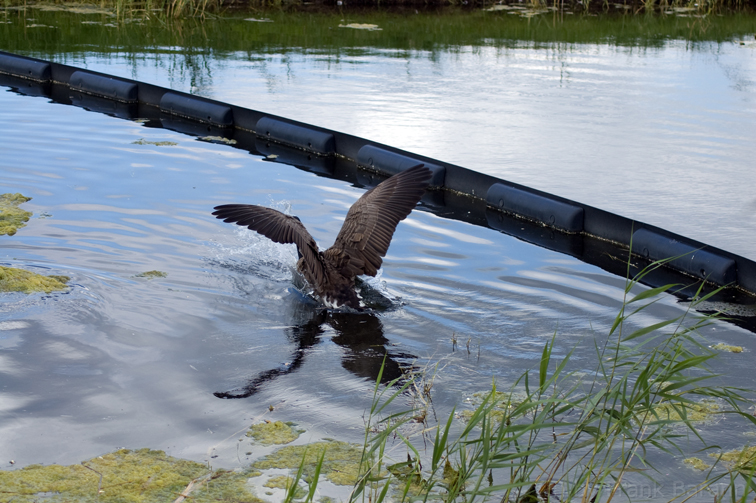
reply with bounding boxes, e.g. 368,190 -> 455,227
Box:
1,6 -> 755,501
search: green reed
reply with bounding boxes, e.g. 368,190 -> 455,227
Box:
290,256 -> 756,502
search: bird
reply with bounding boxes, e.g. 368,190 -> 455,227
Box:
212,164 -> 433,310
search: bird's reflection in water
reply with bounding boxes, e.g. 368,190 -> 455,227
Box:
214,309 -> 415,399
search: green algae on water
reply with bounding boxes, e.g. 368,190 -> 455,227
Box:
135,270 -> 168,279
683,457 -> 711,470
247,420 -> 303,445
0,266 -> 69,294
712,342 -> 744,353
0,193 -> 33,236
263,475 -> 296,489
253,440 -> 363,486
654,399 -> 721,423
262,474 -> 306,498
132,138 -> 178,146
0,448 -> 264,503
709,445 -> 756,468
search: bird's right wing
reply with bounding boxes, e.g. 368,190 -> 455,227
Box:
212,204 -> 325,287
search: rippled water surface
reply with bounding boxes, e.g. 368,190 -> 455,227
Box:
1,8 -> 755,500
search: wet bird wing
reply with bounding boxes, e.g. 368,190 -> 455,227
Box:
328,164 -> 433,277
211,204 -> 325,287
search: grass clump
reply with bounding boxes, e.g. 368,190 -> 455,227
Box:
0,193 -> 33,236
0,266 -> 69,293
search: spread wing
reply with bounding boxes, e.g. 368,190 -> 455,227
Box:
212,204 -> 325,288
327,164 -> 432,277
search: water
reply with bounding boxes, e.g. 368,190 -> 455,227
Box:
1,6 -> 755,500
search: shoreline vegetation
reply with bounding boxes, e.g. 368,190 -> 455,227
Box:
2,0 -> 756,14
1,0 -> 755,22
2,3 -> 755,50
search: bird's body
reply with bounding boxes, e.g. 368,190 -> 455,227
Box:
213,165 -> 432,310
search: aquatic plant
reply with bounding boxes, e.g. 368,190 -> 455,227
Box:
284,256 -> 756,503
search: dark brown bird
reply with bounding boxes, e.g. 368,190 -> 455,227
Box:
212,165 -> 433,310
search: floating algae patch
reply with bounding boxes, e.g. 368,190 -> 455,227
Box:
263,475 -> 296,489
0,266 -> 69,294
0,193 -> 33,236
683,457 -> 711,470
654,399 -> 721,423
261,475 -> 306,498
132,138 -> 178,146
712,343 -> 744,353
247,421 -> 303,445
134,270 -> 168,279
709,445 -> 756,468
200,136 -> 237,145
253,440 -> 363,486
0,448 -> 263,503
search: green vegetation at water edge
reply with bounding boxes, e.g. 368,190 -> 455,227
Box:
1,3 -> 755,56
1,0 -> 755,17
302,256 -> 756,503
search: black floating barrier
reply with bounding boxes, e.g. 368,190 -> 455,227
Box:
255,138 -> 336,176
160,92 -> 234,127
357,145 -> 446,188
485,183 -> 584,233
0,53 -> 51,82
256,117 -> 335,155
69,71 -> 138,103
70,92 -> 138,120
160,116 -> 233,138
632,228 -> 738,285
485,208 -> 584,257
0,72 -> 51,98
2,50 -> 755,301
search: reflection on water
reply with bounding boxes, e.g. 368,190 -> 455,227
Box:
2,8 -> 755,259
215,309 -> 412,398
